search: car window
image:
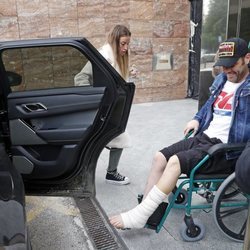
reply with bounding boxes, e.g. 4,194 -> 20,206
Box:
2,46 -> 91,92
200,53 -> 216,70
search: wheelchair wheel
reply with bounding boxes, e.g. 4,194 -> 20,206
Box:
222,186 -> 240,199
180,218 -> 205,242
213,172 -> 248,242
168,189 -> 188,205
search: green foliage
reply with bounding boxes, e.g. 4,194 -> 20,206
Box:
202,0 -> 228,53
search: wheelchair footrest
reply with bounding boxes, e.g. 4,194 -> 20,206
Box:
146,202 -> 168,230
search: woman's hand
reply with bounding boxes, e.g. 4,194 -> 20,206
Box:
184,119 -> 199,136
129,64 -> 139,78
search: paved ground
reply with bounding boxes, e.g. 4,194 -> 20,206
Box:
26,99 -> 244,249
26,196 -> 94,250
96,98 -> 243,250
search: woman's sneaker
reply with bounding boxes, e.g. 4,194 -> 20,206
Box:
105,170 -> 130,185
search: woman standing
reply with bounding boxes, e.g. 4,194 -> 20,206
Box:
75,25 -> 137,185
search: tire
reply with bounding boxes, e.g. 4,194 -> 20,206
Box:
213,172 -> 248,242
179,218 -> 206,242
168,189 -> 188,205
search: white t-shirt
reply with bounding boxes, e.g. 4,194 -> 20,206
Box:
204,80 -> 242,143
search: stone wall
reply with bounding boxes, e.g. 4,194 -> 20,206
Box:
0,0 -> 190,103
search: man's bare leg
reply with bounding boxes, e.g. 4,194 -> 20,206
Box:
109,155 -> 181,229
143,152 -> 167,198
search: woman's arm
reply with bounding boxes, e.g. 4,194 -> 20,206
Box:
74,61 -> 93,86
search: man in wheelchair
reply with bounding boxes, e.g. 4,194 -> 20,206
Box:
110,37 -> 250,230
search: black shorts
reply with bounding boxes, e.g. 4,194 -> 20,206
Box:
160,133 -> 237,176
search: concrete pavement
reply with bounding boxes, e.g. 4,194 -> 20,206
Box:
96,98 -> 243,250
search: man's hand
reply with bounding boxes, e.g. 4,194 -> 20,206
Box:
184,119 -> 199,136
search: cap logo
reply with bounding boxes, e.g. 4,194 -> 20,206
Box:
218,42 -> 235,57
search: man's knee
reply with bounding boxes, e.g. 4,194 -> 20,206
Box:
166,155 -> 181,174
151,152 -> 167,170
153,151 -> 166,163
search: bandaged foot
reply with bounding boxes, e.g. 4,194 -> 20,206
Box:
109,185 -> 167,229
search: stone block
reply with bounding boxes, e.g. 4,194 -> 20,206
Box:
104,1 -> 130,19
77,0 -> 104,18
18,16 -> 50,39
0,0 -> 17,16
0,17 -> 19,41
48,0 -> 77,18
50,18 -> 78,37
130,20 -> 153,37
130,1 -> 153,20
78,18 -> 105,38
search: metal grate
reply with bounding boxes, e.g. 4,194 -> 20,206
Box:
75,197 -> 128,250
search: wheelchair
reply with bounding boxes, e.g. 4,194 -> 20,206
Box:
144,142 -> 249,242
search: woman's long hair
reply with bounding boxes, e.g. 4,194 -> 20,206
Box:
107,25 -> 131,79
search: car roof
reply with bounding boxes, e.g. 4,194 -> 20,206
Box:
0,37 -> 87,48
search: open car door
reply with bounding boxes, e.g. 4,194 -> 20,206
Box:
0,38 -> 135,197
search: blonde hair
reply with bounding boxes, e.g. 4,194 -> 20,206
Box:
107,25 -> 131,79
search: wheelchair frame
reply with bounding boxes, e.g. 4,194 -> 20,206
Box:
145,142 -> 249,242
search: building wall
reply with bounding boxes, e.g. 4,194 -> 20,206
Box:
0,0 -> 190,103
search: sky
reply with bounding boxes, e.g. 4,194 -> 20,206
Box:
203,0 -> 210,15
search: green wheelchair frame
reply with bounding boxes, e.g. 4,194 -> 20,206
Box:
145,141 -> 249,242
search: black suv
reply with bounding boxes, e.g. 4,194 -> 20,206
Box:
0,38 -> 135,249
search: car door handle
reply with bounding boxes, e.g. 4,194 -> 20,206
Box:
21,103 -> 47,112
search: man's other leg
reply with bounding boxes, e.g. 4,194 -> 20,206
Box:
143,151 -> 168,197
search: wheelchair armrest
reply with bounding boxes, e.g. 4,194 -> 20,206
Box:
207,142 -> 246,156
184,129 -> 194,139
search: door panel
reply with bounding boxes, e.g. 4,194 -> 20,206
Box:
8,87 -> 105,143
8,87 -> 105,179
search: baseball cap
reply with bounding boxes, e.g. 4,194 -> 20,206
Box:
214,37 -> 249,68
235,141 -> 250,194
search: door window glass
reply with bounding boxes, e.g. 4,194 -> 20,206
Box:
2,46 -> 90,92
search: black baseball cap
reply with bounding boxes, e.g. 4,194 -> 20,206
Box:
214,38 -> 249,68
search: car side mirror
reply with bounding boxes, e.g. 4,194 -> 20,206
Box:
7,71 -> 22,87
